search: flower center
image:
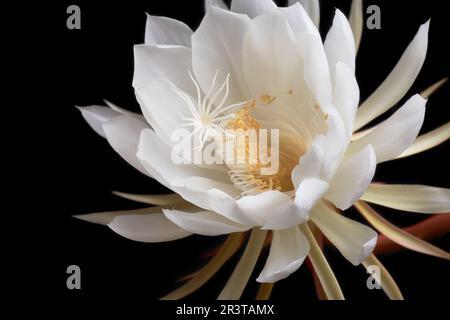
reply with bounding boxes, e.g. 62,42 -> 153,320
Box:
226,100 -> 304,196
175,71 -> 308,197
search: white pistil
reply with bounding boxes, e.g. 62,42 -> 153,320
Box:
172,70 -> 247,149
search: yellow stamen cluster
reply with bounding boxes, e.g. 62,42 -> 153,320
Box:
226,101 -> 284,196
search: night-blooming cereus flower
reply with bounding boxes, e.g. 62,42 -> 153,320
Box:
76,0 -> 450,300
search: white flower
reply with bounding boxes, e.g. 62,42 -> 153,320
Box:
76,0 -> 450,299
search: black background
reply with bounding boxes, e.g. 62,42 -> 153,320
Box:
20,0 -> 449,307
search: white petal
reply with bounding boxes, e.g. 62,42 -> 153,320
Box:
109,212 -> 192,243
73,207 -> 156,225
75,206 -> 165,225
163,209 -> 251,236
205,0 -> 228,11
333,62 -> 359,139
145,14 -> 193,47
136,129 -> 254,225
135,79 -> 191,146
230,0 -> 277,18
303,35 -> 333,108
257,227 -> 309,283
75,206 -> 191,242
242,10 -> 324,138
237,189 -> 313,230
207,185 -> 322,230
280,3 -> 321,60
137,128 -> 230,188
243,11 -> 301,97
77,105 -> 121,138
349,0 -> 363,52
281,2 -> 319,37
324,10 -> 356,82
102,115 -> 151,176
104,100 -> 141,117
325,145 -> 376,210
361,184 -> 450,213
288,0 -> 320,27
354,21 -> 429,131
192,6 -> 250,103
293,178 -> 330,216
292,109 -> 347,185
291,144 -> 324,187
311,202 -> 378,265
132,44 -> 193,92
183,182 -> 255,225
348,94 -> 426,163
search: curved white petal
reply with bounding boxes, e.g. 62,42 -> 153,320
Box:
361,184 -> 450,213
104,100 -> 141,117
292,178 -> 330,218
169,180 -> 326,231
281,2 -> 319,38
257,227 -> 309,283
324,10 -> 356,82
288,0 -> 320,27
397,122 -> 450,158
137,128 -> 230,187
291,144 -> 323,187
205,0 -> 228,11
333,62 -> 359,139
354,21 -> 429,131
230,0 -> 277,19
311,202 -> 378,266
137,129 -> 256,225
325,145 -> 376,210
204,188 -> 312,230
292,109 -> 347,186
192,6 -> 250,103
349,0 -> 363,52
102,115 -> 151,176
75,206 -> 191,242
243,11 -> 300,97
303,35 -> 333,108
132,44 -> 192,93
135,79 -> 192,146
145,14 -> 193,47
348,94 -> 426,163
77,105 -> 121,138
109,212 -> 192,243
73,207 -> 155,225
242,10 -> 325,139
237,184 -> 325,230
163,209 -> 251,236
